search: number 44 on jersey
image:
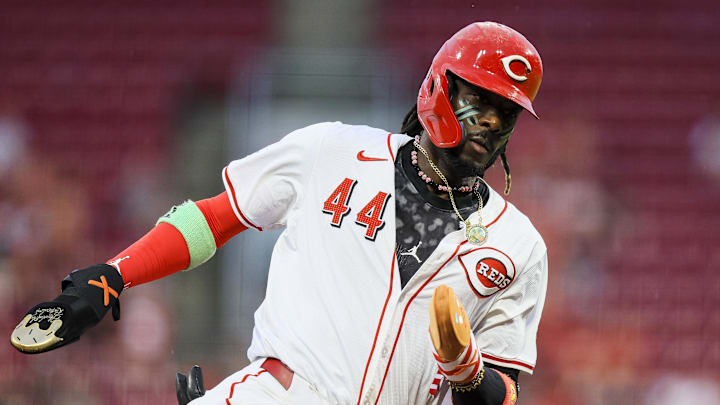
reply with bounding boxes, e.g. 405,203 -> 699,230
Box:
322,178 -> 391,241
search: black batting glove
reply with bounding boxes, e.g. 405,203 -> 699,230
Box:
176,365 -> 206,405
10,264 -> 124,354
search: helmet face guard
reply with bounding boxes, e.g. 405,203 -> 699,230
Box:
417,22 -> 543,148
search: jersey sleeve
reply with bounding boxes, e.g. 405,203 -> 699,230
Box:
475,247 -> 548,374
222,122 -> 335,231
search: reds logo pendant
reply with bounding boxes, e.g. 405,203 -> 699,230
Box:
458,247 -> 516,297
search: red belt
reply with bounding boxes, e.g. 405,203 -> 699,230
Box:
261,358 -> 294,390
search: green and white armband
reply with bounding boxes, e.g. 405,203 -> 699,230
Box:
157,200 -> 217,271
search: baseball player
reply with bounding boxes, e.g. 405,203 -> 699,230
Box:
11,22 -> 547,405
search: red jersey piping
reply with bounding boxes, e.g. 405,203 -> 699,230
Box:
372,241 -> 468,404
386,133 -> 395,161
482,353 -> 535,371
226,369 -> 268,404
356,246 -> 397,405
486,199 -> 508,228
223,166 -> 262,231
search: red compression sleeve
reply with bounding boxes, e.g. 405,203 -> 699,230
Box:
107,192 -> 246,288
196,191 -> 247,247
107,223 -> 190,288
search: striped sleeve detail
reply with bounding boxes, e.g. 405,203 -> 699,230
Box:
428,369 -> 442,396
222,166 -> 263,231
386,133 -> 395,161
481,353 -> 535,374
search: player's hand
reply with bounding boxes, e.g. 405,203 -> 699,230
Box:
430,285 -> 483,387
429,285 -> 471,361
176,365 -> 206,405
10,264 -> 124,354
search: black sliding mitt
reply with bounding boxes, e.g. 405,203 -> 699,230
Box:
176,365 -> 206,405
10,264 -> 124,354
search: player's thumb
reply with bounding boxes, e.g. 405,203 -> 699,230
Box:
187,365 -> 206,398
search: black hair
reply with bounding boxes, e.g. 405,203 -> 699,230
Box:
400,103 -> 423,137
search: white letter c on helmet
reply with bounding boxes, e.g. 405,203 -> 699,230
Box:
501,55 -> 532,82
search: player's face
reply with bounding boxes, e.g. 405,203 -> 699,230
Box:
445,79 -> 522,176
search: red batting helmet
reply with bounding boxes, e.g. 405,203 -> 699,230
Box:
417,22 -> 543,148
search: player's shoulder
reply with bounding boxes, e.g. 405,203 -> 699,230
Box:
281,121 -> 342,143
505,201 -> 542,239
289,121 -> 390,139
288,121 -> 406,154
491,189 -> 547,259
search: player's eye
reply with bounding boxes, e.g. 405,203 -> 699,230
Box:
503,104 -> 522,118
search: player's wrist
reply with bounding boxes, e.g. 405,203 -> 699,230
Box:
429,285 -> 484,384
11,263 -> 125,354
448,366 -> 485,392
433,337 -> 484,383
61,263 -> 125,317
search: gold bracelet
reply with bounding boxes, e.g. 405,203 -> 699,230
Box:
448,367 -> 485,392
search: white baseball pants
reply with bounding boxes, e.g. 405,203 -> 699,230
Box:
189,358 -> 331,405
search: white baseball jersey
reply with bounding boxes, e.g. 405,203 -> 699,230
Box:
222,122 -> 548,405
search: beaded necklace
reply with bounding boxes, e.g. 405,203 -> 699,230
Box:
410,136 -> 479,193
412,137 -> 489,246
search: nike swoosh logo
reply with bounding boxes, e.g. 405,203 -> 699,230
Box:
357,150 -> 388,162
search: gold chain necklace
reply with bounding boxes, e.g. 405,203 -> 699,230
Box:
413,140 -> 488,246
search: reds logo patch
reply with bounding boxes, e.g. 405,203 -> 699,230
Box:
458,247 -> 516,297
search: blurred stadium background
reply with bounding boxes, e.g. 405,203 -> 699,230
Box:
1,0 -> 719,403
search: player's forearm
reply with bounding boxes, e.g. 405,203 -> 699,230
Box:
451,366 -> 518,405
11,192 -> 246,354
107,223 -> 190,287
107,191 -> 246,288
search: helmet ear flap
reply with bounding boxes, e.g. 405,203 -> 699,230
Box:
417,69 -> 464,148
